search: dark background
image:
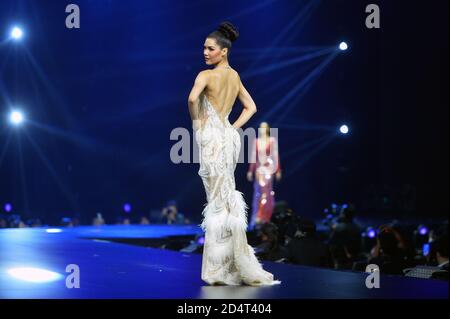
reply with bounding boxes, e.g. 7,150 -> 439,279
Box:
0,0 -> 448,224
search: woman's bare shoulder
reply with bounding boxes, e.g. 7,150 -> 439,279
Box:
198,69 -> 211,76
230,69 -> 240,85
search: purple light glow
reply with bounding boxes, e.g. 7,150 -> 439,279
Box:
197,236 -> 205,245
367,230 -> 376,238
123,203 -> 132,213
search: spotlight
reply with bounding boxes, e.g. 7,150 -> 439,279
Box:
10,26 -> 23,40
9,110 -> 24,125
339,125 -> 349,134
123,203 -> 132,213
339,42 -> 348,51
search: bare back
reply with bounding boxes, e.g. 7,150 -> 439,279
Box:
203,68 -> 240,120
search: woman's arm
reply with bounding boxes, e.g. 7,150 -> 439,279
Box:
188,71 -> 208,128
232,76 -> 257,129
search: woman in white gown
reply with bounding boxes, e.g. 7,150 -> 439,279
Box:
188,22 -> 280,286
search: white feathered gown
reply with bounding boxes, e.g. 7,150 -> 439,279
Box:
194,92 -> 280,286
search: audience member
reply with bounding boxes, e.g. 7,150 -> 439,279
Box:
255,222 -> 288,262
286,218 -> 332,268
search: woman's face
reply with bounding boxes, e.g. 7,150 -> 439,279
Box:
204,38 -> 226,65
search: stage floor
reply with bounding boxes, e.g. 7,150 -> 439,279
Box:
0,225 -> 447,299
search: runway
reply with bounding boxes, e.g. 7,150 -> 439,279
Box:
0,225 -> 447,299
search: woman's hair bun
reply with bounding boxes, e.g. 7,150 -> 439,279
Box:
217,21 -> 239,42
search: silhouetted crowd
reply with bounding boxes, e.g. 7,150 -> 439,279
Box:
1,200 -> 447,281
250,202 -> 448,281
0,199 -> 190,228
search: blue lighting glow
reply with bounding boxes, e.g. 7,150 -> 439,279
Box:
367,229 -> 376,238
46,228 -> 63,233
4,203 -> 12,212
7,267 -> 63,283
197,236 -> 205,245
123,203 -> 132,213
418,226 -> 428,236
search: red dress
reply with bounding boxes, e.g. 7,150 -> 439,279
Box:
247,136 -> 281,229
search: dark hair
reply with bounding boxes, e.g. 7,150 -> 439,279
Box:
378,228 -> 399,256
296,218 -> 317,237
260,222 -> 279,243
207,22 -> 239,55
339,206 -> 355,222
